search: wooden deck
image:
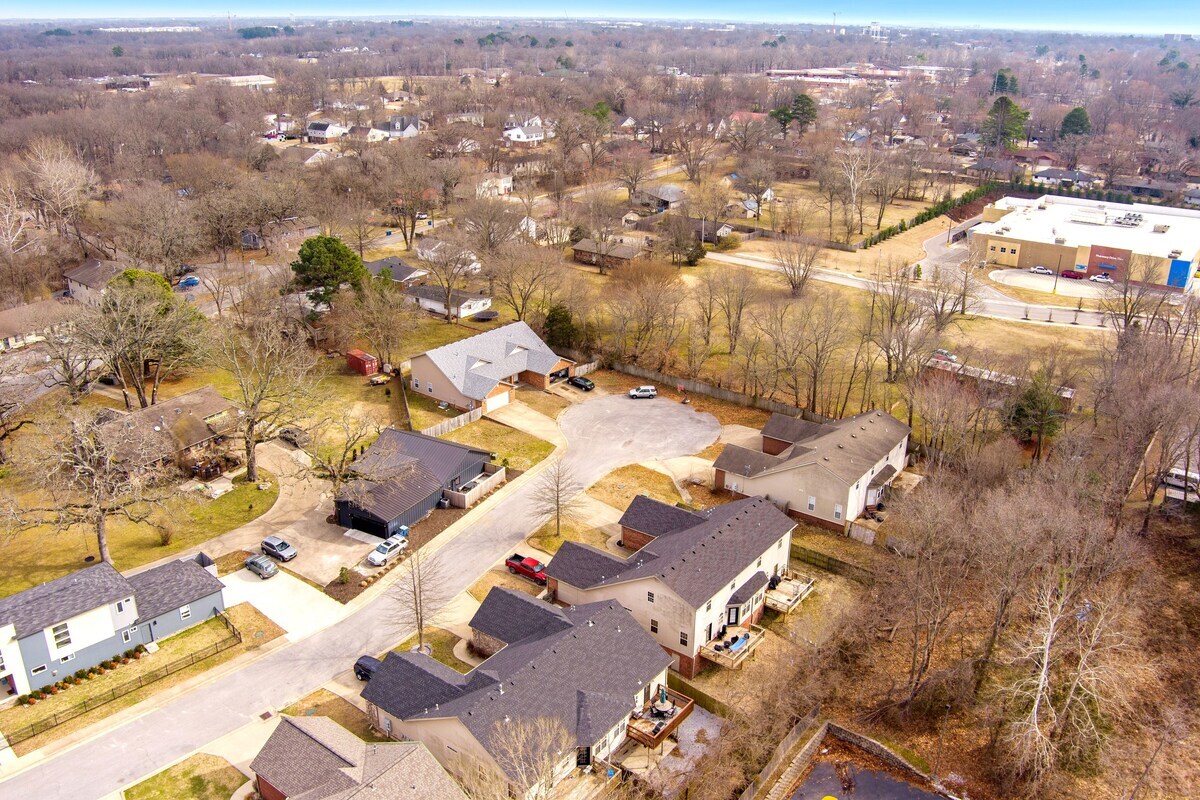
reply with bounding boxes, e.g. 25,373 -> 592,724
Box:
626,686 -> 694,748
765,573 -> 816,614
699,624 -> 766,669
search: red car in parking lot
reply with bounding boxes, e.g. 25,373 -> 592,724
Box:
1059,270 -> 1084,280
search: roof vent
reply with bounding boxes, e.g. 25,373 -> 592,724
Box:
587,619 -> 594,627
838,444 -> 844,448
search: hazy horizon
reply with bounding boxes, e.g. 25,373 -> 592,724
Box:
2,4 -> 1199,37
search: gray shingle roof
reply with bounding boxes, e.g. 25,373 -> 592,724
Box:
250,716 -> 466,800
364,256 -> 424,283
572,239 -> 640,261
547,496 -> 794,607
126,555 -> 224,624
339,429 -> 489,522
468,587 -> 569,645
715,411 -> 909,485
363,592 -> 670,785
760,414 -> 826,444
729,571 -> 768,605
64,258 -> 124,290
618,495 -> 706,539
406,284 -> 487,309
417,321 -> 566,401
0,298 -> 76,339
0,563 -> 132,639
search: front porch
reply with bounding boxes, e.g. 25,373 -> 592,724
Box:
699,624 -> 767,669
626,686 -> 694,749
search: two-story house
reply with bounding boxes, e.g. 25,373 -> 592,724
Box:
0,554 -> 224,697
363,588 -> 678,797
64,258 -> 124,307
545,495 -> 796,678
713,411 -> 910,532
502,125 -> 545,147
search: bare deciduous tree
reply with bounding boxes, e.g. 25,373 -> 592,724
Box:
772,236 -> 822,298
530,458 -> 583,537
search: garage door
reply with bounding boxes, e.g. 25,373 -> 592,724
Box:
550,367 -> 570,383
484,390 -> 511,412
350,515 -> 389,538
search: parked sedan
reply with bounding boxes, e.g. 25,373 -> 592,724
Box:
261,535 -> 298,562
1059,270 -> 1085,280
932,348 -> 959,363
367,535 -> 409,567
1089,273 -> 1114,284
1029,265 -> 1054,275
244,554 -> 279,579
567,376 -> 595,391
179,276 -> 201,288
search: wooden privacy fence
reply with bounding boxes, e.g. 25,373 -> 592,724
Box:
3,611 -> 241,747
420,407 -> 482,437
790,544 -> 875,585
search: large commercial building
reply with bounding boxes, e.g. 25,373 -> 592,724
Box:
971,196 -> 1200,291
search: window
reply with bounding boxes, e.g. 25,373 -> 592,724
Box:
989,245 -> 996,252
650,619 -> 659,633
834,504 -> 843,520
383,718 -> 393,735
646,591 -> 655,604
679,632 -> 688,647
122,630 -> 133,644
706,600 -> 712,612
999,247 -> 1008,254
179,605 -> 191,621
807,496 -> 816,512
51,623 -> 71,649
0,652 -> 5,672
777,539 -> 783,549
60,653 -> 75,664
31,664 -> 47,676
116,600 -> 124,613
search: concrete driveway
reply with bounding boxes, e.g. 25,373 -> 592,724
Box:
0,393 -> 720,799
221,570 -> 345,642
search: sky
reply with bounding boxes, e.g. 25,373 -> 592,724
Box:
3,2 -> 1200,36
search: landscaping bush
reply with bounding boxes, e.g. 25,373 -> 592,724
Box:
713,235 -> 740,252
339,567 -> 351,586
74,669 -> 87,680
17,695 -> 29,706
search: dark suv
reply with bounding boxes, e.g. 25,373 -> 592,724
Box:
354,655 -> 382,681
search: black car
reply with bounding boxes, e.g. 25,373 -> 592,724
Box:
567,376 -> 595,391
354,655 -> 382,681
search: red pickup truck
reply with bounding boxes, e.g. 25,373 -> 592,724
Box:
505,554 -> 547,585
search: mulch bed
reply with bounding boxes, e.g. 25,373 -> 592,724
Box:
324,569 -> 368,603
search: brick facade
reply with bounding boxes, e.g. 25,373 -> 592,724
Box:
762,436 -> 790,456
256,776 -> 287,800
471,630 -> 507,658
620,527 -> 656,552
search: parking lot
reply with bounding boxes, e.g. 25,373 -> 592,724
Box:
989,267 -> 1109,298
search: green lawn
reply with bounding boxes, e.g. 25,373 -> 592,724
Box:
528,517 -> 612,555
441,419 -> 553,471
1,603 -> 283,755
0,470 -> 279,598
395,627 -> 474,673
404,389 -> 462,431
282,688 -> 389,742
514,386 -> 570,420
587,465 -> 682,511
125,754 -> 247,800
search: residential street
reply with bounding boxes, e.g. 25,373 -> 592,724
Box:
0,395 -> 719,800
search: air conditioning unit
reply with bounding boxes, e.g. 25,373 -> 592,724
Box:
1055,237 -> 1066,245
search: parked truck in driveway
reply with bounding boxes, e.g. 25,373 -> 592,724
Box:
505,554 -> 547,585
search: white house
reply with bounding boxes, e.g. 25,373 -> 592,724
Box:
713,411 -> 910,532
415,237 -> 481,272
502,125 -> 545,147
458,172 -> 513,199
405,285 -> 491,320
306,121 -> 349,143
64,258 -> 124,307
547,495 -> 796,678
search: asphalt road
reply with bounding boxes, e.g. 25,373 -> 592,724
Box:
0,395 -> 719,800
708,228 -> 1111,329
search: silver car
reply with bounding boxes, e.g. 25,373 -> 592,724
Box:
367,535 -> 409,567
261,535 -> 298,562
244,554 -> 279,579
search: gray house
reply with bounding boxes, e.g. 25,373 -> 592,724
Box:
0,554 -> 224,697
335,429 -> 493,537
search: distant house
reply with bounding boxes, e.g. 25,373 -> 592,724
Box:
101,386 -> 242,469
346,125 -> 388,143
64,258 -> 124,307
277,146 -> 331,169
335,429 -> 496,537
968,157 -> 1022,181
0,554 -> 223,696
414,237 -> 481,272
408,320 -> 575,412
405,285 -> 492,320
502,125 -> 545,147
380,115 -> 423,139
457,172 -> 513,199
362,588 -> 674,794
1033,168 -> 1099,189
1107,176 -> 1185,200
0,298 -> 76,352
632,183 -> 686,212
1186,187 -> 1200,208
215,74 -> 276,90
687,217 -> 734,243
1013,150 -> 1061,169
714,411 -> 910,532
572,238 -> 641,270
547,495 -> 796,677
364,256 -> 427,284
306,121 -> 349,143
251,715 -> 467,800
239,229 -> 265,250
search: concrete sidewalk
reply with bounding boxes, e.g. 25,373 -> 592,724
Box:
485,401 -> 567,447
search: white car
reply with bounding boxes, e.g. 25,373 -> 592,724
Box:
367,535 -> 409,567
1089,273 -> 1114,284
628,385 -> 657,399
1029,265 -> 1054,275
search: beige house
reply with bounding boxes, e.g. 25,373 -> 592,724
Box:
546,495 -> 795,678
713,411 -> 909,532
64,258 -> 124,307
408,321 -> 575,412
362,588 -> 674,798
